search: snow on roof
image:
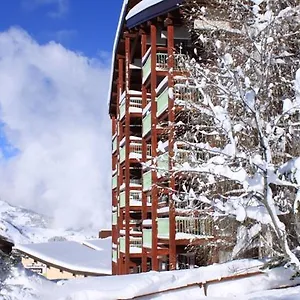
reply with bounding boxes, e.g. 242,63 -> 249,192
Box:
126,0 -> 164,20
107,0 -> 128,110
14,238 -> 111,275
82,237 -> 111,251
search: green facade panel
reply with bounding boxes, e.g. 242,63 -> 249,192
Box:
143,229 -> 152,248
142,113 -> 151,137
112,212 -> 117,225
143,170 -> 152,191
156,88 -> 168,117
157,218 -> 169,238
120,102 -> 126,120
120,146 -> 126,163
112,174 -> 117,189
112,249 -> 117,262
119,237 -> 125,253
142,55 -> 151,82
119,191 -> 125,208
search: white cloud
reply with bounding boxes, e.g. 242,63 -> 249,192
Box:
0,27 -> 112,231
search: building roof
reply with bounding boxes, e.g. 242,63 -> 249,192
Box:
14,237 -> 112,275
107,0 -> 129,115
126,0 -> 183,28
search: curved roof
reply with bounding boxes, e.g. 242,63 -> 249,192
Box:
126,0 -> 183,29
107,0 -> 128,114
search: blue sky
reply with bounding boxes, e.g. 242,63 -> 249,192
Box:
0,0 -> 123,159
0,0 -> 123,57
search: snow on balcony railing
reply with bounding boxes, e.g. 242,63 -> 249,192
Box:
176,216 -> 214,238
194,18 -> 240,33
119,137 -> 151,163
119,190 -> 143,208
119,178 -> 142,191
119,91 -> 143,120
174,84 -> 200,104
156,53 -> 187,72
130,237 -> 142,248
119,237 -> 142,254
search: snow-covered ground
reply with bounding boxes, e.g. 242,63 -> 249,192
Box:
2,259 -> 300,300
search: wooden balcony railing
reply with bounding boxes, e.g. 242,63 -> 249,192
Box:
142,47 -> 188,82
120,140 -> 151,163
176,216 -> 214,237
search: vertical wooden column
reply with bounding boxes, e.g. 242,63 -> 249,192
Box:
141,30 -> 148,273
117,57 -> 124,275
150,23 -> 159,271
124,34 -> 131,274
167,19 -> 176,270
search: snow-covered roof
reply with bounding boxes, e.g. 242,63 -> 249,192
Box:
14,238 -> 111,275
108,0 -> 128,114
126,0 -> 164,20
126,0 -> 183,28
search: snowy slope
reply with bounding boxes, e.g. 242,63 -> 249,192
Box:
0,200 -> 96,245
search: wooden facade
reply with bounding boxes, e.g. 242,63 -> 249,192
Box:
109,0 -> 228,275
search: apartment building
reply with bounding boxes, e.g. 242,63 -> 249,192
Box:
108,0 -> 233,275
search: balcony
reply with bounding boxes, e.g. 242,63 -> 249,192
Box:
119,236 -> 142,254
142,228 -> 152,248
119,178 -> 142,191
119,91 -> 143,120
142,170 -> 152,192
119,137 -> 151,164
156,217 -> 214,240
173,83 -> 200,105
119,190 -> 142,208
130,237 -> 142,254
142,47 -> 187,83
176,216 -> 214,238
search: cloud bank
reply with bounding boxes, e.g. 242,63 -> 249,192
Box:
0,27 -> 111,230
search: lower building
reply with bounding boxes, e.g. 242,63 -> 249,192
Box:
14,238 -> 111,280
